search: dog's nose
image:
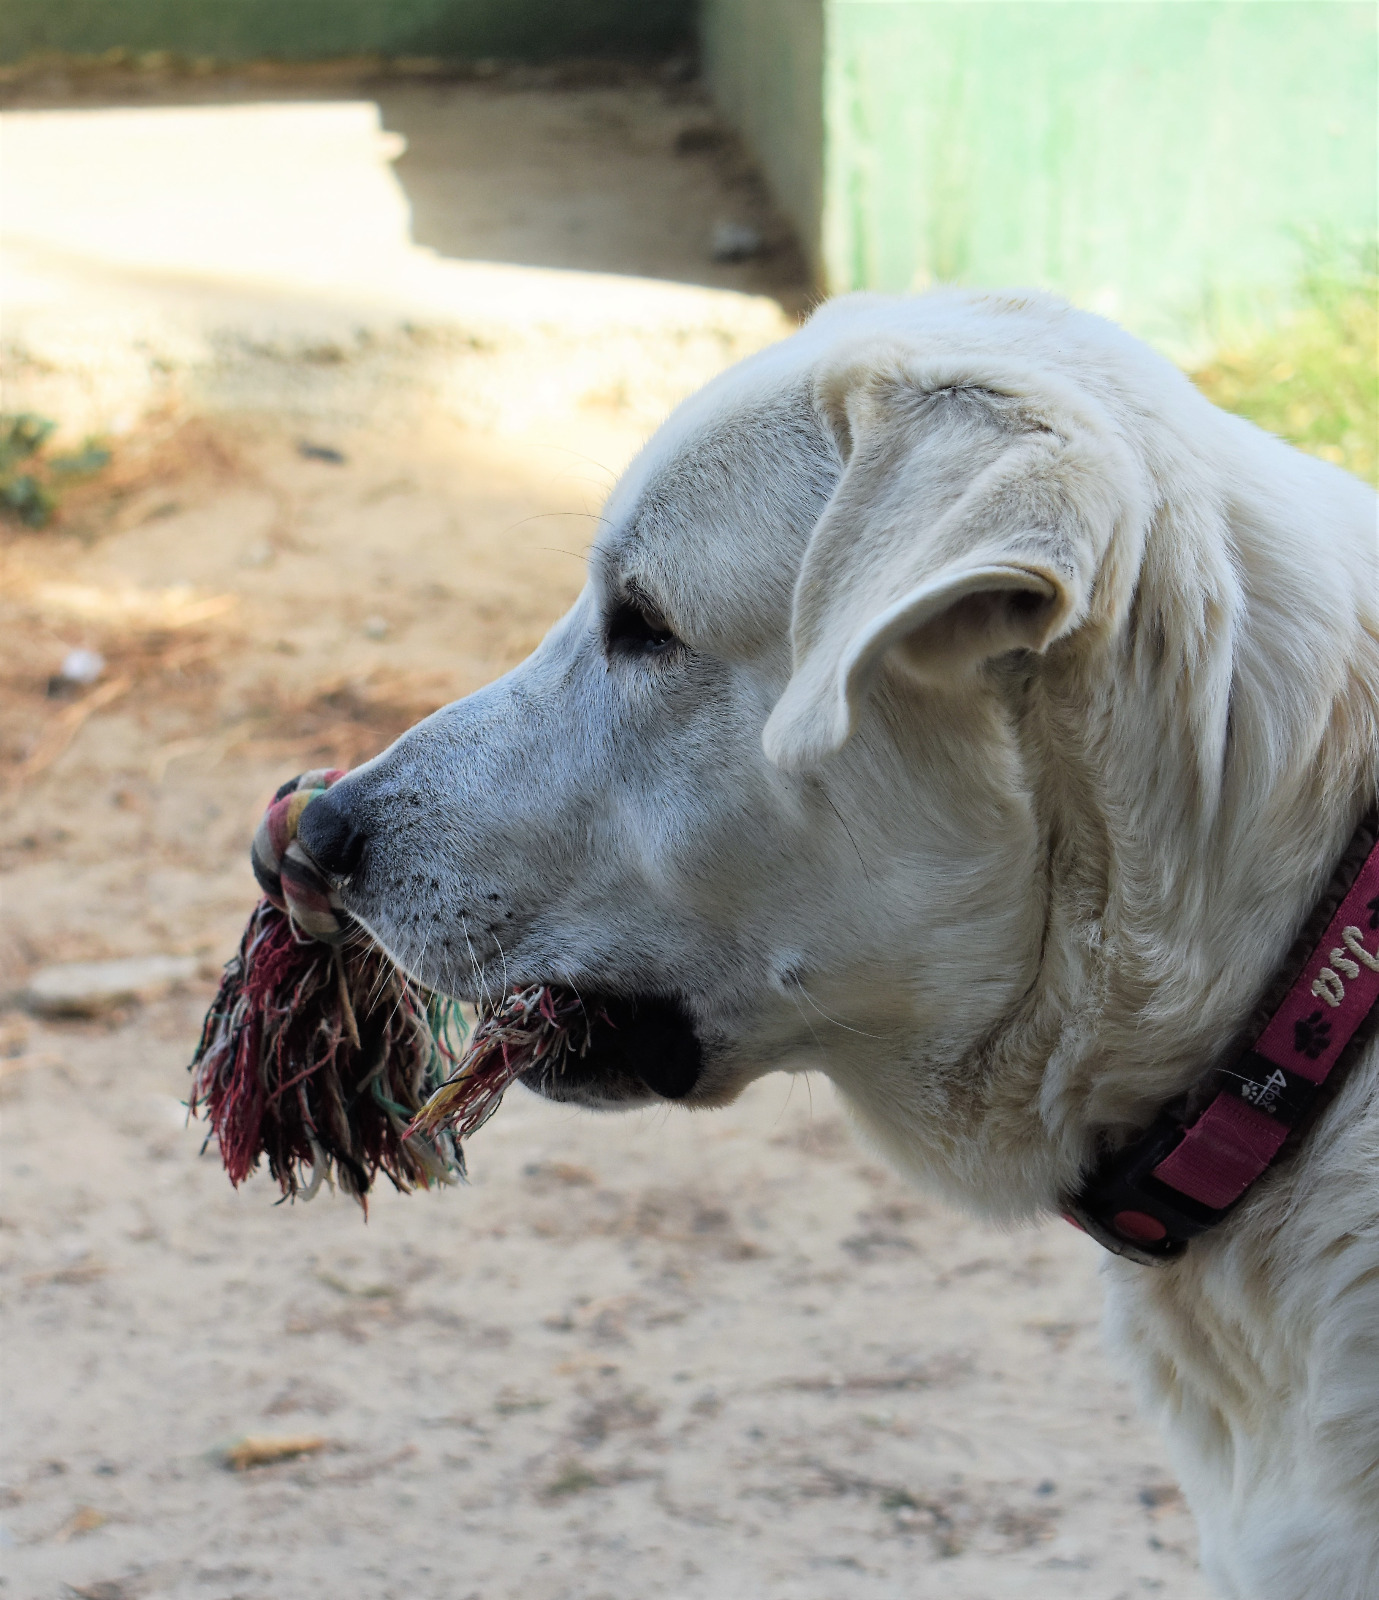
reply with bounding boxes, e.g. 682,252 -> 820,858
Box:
297,785 -> 369,881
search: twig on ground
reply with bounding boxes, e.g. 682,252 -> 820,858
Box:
12,676 -> 132,786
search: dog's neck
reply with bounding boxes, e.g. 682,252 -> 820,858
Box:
852,444 -> 1379,1225
1008,456 -> 1379,1216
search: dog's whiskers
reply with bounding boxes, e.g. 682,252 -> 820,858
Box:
787,975 -> 886,1040
459,915 -> 497,1012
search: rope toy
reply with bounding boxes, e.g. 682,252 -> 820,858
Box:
190,769 -> 595,1206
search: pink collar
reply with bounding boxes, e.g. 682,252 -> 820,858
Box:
1065,807 -> 1379,1265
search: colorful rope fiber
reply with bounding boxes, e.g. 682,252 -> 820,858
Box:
191,769 -> 591,1206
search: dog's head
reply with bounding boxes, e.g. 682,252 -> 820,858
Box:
300,290 -> 1359,1212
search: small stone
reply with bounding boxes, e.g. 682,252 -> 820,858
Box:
49,648 -> 107,697
297,440 -> 347,464
60,648 -> 106,685
363,615 -> 390,640
22,955 -> 198,1018
710,221 -> 765,263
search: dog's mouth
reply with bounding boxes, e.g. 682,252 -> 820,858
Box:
517,989 -> 704,1107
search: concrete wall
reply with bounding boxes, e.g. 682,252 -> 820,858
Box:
701,0 -> 825,282
0,0 -> 693,65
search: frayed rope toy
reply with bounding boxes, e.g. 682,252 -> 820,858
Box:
190,769 -> 595,1205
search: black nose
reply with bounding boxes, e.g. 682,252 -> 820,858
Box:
297,785 -> 369,881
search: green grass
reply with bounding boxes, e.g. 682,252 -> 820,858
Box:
542,1460 -> 601,1498
0,413 -> 111,529
1192,261 -> 1379,486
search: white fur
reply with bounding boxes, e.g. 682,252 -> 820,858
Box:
332,290 -> 1379,1597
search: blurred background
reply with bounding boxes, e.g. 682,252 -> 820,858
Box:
1,5 -> 1373,1599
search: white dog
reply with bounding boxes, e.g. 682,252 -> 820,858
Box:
300,290 -> 1379,1598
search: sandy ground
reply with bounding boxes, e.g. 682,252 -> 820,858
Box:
1,70 -> 1211,1600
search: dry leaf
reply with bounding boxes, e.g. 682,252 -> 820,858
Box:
54,1504 -> 109,1540
218,1433 -> 327,1471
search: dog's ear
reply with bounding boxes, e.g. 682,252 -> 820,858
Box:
762,351 -> 1137,770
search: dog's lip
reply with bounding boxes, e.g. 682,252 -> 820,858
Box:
508,984 -> 704,1102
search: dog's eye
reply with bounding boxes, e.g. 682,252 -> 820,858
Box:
605,598 -> 678,659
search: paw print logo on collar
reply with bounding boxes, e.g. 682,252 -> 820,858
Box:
1293,1010 -> 1332,1060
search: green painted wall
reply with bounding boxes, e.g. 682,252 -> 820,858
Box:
703,0 -> 1376,353
701,0 -> 826,280
0,0 -> 693,65
824,1 -> 1377,351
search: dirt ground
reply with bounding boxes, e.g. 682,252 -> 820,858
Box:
1,70 -> 1211,1600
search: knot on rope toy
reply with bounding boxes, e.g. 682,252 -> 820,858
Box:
191,769 -> 593,1207
250,768 -> 351,943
